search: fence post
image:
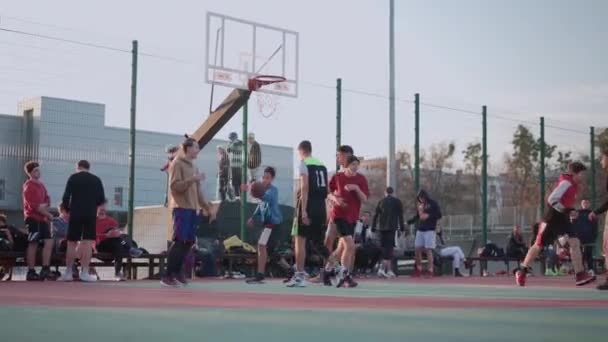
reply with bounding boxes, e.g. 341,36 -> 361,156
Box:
539,117 -> 546,217
336,78 -> 342,171
414,93 -> 420,193
127,40 -> 138,238
482,105 -> 488,245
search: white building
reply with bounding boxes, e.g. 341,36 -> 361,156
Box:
0,96 -> 293,213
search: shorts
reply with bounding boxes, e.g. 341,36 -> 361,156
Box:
258,223 -> 279,255
380,230 -> 395,259
535,207 -> 571,247
25,218 -> 51,242
292,204 -> 326,243
67,216 -> 97,242
415,230 -> 436,249
172,208 -> 198,243
334,218 -> 355,237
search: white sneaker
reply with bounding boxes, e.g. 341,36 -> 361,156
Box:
232,272 -> 246,279
79,271 -> 97,282
377,269 -> 388,278
386,270 -> 396,278
286,274 -> 307,288
58,271 -> 73,282
114,272 -> 127,282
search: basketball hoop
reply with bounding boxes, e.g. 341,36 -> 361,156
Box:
247,75 -> 286,91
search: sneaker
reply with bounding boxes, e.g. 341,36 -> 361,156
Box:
26,269 -> 42,281
411,269 -> 422,278
286,273 -> 307,288
515,267 -> 528,287
114,272 -> 127,282
386,270 -> 396,279
282,269 -> 295,283
424,270 -> 434,278
59,269 -> 74,282
343,275 -> 358,288
246,273 -> 265,284
597,280 -> 608,290
575,271 -> 596,286
175,273 -> 189,287
336,269 -> 352,288
377,269 -> 388,278
79,271 -> 98,283
160,276 -> 180,288
40,267 -> 57,281
454,270 -> 464,277
232,271 -> 246,279
129,247 -> 143,258
321,269 -> 335,286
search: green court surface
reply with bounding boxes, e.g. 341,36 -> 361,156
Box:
1,278 -> 607,342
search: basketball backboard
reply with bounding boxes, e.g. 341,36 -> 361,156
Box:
205,12 -> 299,98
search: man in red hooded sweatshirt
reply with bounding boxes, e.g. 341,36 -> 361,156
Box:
515,161 -> 595,287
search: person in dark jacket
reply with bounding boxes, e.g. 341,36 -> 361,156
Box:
575,200 -> 598,272
217,146 -> 230,201
247,133 -> 262,182
591,150 -> 608,290
407,189 -> 442,277
506,225 -> 528,260
372,187 -> 404,277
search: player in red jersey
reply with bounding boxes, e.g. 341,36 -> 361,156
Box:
324,155 -> 369,288
515,162 -> 595,287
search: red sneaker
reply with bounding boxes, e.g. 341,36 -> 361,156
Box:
515,268 -> 527,287
411,269 -> 422,278
575,271 -> 596,286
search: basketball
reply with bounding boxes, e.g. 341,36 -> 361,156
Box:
250,182 -> 268,199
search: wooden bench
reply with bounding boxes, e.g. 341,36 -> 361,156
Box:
0,251 -> 167,281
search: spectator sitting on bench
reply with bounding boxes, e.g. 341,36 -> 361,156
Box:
506,225 -> 528,260
436,224 -> 466,277
354,212 -> 382,276
95,200 -> 143,281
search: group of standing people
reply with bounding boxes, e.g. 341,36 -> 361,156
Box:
21,159 -> 105,282
217,132 -> 262,201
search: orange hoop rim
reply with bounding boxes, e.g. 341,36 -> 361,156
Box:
247,75 -> 287,91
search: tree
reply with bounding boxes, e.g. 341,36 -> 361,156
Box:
505,125 -> 557,211
555,150 -> 573,172
463,142 -> 482,222
422,142 -> 456,207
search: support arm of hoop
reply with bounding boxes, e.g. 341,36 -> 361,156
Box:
192,88 -> 251,149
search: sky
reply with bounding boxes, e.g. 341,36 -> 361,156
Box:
1,0 -> 606,176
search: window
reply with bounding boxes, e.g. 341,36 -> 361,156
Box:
114,187 -> 123,207
0,179 -> 5,200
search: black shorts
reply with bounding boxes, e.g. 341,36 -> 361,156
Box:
379,230 -> 395,259
536,207 -> 572,247
25,217 -> 51,242
292,203 -> 326,243
334,218 -> 355,237
67,216 -> 96,242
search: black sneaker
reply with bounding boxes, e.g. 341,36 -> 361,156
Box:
26,269 -> 42,281
40,267 -> 57,281
454,269 -> 464,277
343,274 -> 358,288
322,269 -> 334,286
246,273 -> 265,284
